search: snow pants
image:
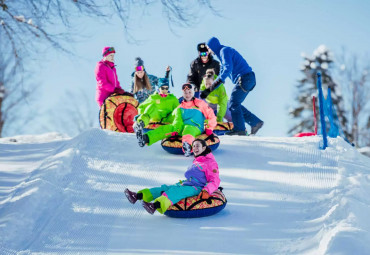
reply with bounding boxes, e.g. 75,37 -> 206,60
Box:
229,72 -> 262,131
138,183 -> 202,214
137,104 -> 174,127
146,123 -> 201,146
208,102 -> 233,122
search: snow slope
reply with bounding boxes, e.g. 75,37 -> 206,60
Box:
1,128 -> 370,255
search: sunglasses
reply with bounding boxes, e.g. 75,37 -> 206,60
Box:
200,52 -> 208,57
182,83 -> 193,91
135,66 -> 144,71
103,47 -> 115,56
160,86 -> 169,90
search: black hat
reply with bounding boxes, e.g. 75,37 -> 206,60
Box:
197,43 -> 208,53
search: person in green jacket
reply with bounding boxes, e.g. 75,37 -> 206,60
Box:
134,78 -> 179,129
200,69 -> 232,122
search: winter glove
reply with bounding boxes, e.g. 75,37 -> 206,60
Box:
200,89 -> 211,99
114,87 -> 125,94
197,189 -> 210,200
205,128 -> 213,136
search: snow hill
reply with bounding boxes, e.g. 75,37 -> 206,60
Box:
1,128 -> 370,255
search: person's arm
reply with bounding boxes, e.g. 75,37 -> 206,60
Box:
199,100 -> 217,131
216,85 -> 228,122
186,60 -> 197,84
203,166 -> 220,195
95,64 -> 115,93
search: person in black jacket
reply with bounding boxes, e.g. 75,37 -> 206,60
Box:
186,42 -> 220,98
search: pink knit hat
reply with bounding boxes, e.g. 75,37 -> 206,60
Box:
102,47 -> 115,57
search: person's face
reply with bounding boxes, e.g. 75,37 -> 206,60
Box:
199,51 -> 209,63
135,70 -> 145,79
159,86 -> 169,95
205,78 -> 213,89
193,141 -> 206,156
183,88 -> 194,101
104,53 -> 115,63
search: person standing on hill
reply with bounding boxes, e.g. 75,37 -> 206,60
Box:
187,42 -> 220,98
95,47 -> 126,106
201,37 -> 264,136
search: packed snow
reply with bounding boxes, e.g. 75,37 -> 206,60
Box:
1,128 -> 370,254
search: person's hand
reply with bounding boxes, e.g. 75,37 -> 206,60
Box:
166,66 -> 171,72
200,89 -> 211,99
205,128 -> 213,136
197,189 -> 210,200
171,132 -> 178,136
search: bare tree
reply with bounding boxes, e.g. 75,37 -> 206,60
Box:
336,51 -> 370,147
0,0 -> 216,58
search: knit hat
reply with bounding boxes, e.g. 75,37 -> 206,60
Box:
134,57 -> 145,71
102,47 -> 115,57
158,78 -> 169,88
197,42 -> 208,53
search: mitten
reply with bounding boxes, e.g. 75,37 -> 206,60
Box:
197,189 -> 210,200
205,128 -> 213,136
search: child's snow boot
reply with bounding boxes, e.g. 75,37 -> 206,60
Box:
133,120 -> 145,133
182,142 -> 192,157
124,188 -> 142,204
142,201 -> 160,215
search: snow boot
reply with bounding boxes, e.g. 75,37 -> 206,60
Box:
182,141 -> 192,157
142,201 -> 161,215
124,188 -> 142,204
251,121 -> 264,135
137,129 -> 149,147
133,120 -> 145,133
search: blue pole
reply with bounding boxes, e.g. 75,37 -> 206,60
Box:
317,72 -> 328,149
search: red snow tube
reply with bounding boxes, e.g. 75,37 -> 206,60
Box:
164,187 -> 227,218
99,93 -> 139,133
294,132 -> 316,137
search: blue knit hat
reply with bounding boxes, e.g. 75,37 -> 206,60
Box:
158,78 -> 169,88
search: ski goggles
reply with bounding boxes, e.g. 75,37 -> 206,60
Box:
135,66 -> 144,71
103,47 -> 115,57
200,52 -> 208,57
182,83 -> 193,91
159,86 -> 169,90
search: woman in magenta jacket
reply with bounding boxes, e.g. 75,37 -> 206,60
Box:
95,47 -> 126,106
124,139 -> 220,215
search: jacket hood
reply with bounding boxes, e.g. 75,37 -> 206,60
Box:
207,37 -> 222,55
194,152 -> 215,163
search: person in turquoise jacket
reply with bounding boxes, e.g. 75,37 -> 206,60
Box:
124,139 -> 220,215
134,78 -> 179,129
200,69 -> 232,122
135,83 -> 217,157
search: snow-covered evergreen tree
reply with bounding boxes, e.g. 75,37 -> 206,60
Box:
289,45 -> 349,137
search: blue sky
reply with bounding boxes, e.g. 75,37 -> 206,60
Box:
27,0 -> 370,137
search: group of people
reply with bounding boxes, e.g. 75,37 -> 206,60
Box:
95,37 -> 265,215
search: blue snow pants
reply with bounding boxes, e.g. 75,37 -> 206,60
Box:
229,71 -> 262,131
149,183 -> 202,204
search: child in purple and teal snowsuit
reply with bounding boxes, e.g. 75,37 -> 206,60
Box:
124,139 -> 220,215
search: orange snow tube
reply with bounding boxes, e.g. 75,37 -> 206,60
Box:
99,93 -> 139,133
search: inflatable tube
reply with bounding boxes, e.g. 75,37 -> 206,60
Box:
99,93 -> 139,133
294,132 -> 316,137
164,188 -> 227,218
161,133 -> 220,155
213,122 -> 234,136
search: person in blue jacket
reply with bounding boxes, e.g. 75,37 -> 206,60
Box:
201,37 -> 264,136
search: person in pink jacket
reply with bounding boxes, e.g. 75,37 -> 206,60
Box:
95,46 -> 126,106
124,139 -> 220,215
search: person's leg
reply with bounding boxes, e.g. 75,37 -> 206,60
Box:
145,124 -> 175,145
181,125 -> 201,146
240,105 -> 262,127
154,184 -> 202,214
229,85 -> 249,132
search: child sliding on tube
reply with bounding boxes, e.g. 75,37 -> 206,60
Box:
135,83 -> 217,157
124,139 -> 220,215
